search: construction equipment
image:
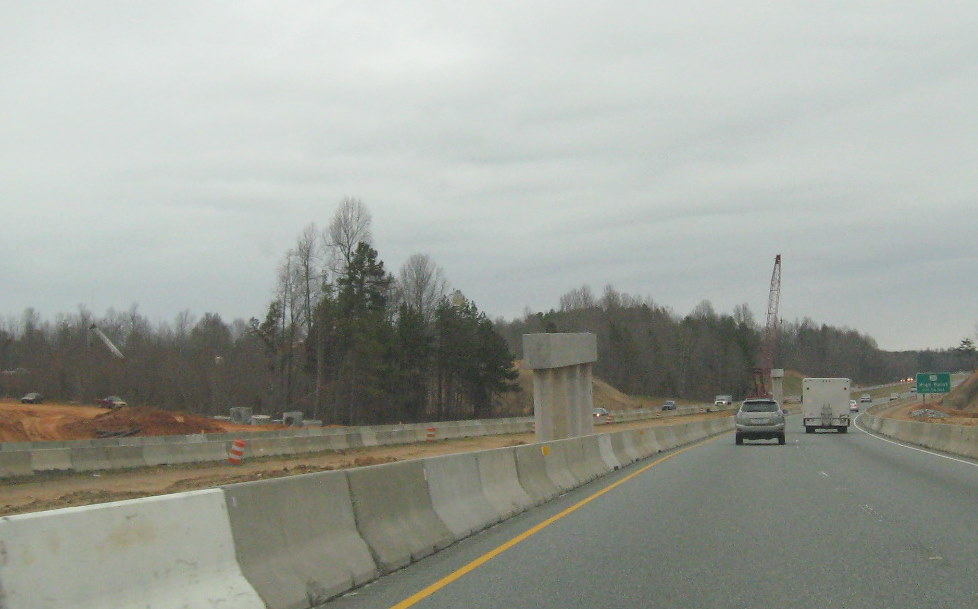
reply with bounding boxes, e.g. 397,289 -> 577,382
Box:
751,255 -> 782,398
89,324 -> 125,358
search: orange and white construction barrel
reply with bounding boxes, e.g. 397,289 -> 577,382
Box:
228,439 -> 247,465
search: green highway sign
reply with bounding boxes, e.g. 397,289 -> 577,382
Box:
916,372 -> 951,394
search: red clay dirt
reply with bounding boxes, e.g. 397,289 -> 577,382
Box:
0,400 -> 283,443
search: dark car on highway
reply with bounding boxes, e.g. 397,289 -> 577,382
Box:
20,392 -> 43,404
661,400 -> 677,411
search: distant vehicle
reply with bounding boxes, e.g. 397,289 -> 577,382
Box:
662,400 -> 677,411
20,392 -> 43,404
859,394 -> 872,403
890,393 -> 899,401
849,400 -> 859,413
735,398 -> 786,445
909,386 -> 916,393
802,377 -> 851,433
714,395 -> 733,407
97,395 -> 127,409
593,407 -> 609,423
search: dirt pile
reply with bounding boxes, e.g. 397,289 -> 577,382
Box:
0,417 -> 29,442
60,406 -> 229,439
940,370 -> 978,412
887,402 -> 978,426
506,361 -> 695,413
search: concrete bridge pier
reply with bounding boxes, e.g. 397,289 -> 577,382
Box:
772,368 -> 785,406
522,333 -> 598,442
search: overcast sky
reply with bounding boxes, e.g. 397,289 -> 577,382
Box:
2,1 -> 976,352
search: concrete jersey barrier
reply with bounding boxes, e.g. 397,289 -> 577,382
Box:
221,471 -> 377,609
475,447 -> 535,519
0,407 -> 734,477
423,452 -> 501,539
0,490 -> 264,609
0,414 -> 735,608
345,459 -> 454,573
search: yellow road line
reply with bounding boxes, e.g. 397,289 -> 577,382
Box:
388,434 -> 724,609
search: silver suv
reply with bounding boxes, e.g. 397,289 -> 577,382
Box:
735,399 -> 785,445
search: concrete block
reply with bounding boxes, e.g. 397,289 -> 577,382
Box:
512,443 -> 562,505
222,471 -> 377,608
522,333 -> 597,369
102,445 -> 148,470
609,432 -> 635,465
0,451 -> 32,478
358,428 -> 379,447
142,441 -> 226,466
282,411 -> 303,427
249,437 -> 295,458
423,452 -> 500,539
346,460 -> 454,573
69,447 -> 111,472
620,429 -> 646,460
539,441 -> 579,492
0,490 -> 264,609
653,426 -> 681,452
2,442 -> 34,451
596,434 -> 622,471
475,448 -> 534,520
30,448 -> 73,472
230,407 -> 253,424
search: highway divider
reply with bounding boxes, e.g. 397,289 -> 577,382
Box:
0,490 -> 266,609
861,405 -> 978,459
0,417 -> 733,609
0,405 -> 735,478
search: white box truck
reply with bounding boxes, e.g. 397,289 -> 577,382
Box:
802,377 -> 852,433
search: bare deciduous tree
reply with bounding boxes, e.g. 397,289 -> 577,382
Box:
398,253 -> 448,324
325,197 -> 372,275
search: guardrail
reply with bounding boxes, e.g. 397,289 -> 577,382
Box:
0,417 -> 734,609
0,404 -> 730,478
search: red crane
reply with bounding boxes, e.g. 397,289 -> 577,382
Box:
751,254 -> 781,398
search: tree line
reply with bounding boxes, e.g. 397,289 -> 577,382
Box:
495,284 -> 972,401
0,199 -> 518,424
2,200 -> 973,419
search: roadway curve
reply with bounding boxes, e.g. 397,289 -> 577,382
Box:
326,413 -> 978,608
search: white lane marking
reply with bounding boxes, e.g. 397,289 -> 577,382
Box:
854,413 -> 978,468
818,471 -> 830,478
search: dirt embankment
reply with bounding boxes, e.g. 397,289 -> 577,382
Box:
880,370 -> 978,425
0,401 -> 284,443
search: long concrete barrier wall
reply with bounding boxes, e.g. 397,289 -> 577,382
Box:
861,409 -> 978,460
0,405 -> 734,478
0,417 -> 732,608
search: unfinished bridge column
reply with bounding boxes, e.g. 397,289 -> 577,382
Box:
772,368 -> 785,406
522,333 -> 598,442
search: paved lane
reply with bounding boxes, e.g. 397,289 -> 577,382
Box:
325,416 -> 978,608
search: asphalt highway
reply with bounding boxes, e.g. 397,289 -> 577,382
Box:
325,414 -> 978,609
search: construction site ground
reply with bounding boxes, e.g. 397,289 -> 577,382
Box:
0,400 -> 732,517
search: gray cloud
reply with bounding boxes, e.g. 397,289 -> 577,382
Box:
2,1 -> 976,351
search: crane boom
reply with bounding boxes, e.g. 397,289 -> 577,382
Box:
751,254 -> 781,397
89,324 -> 125,359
